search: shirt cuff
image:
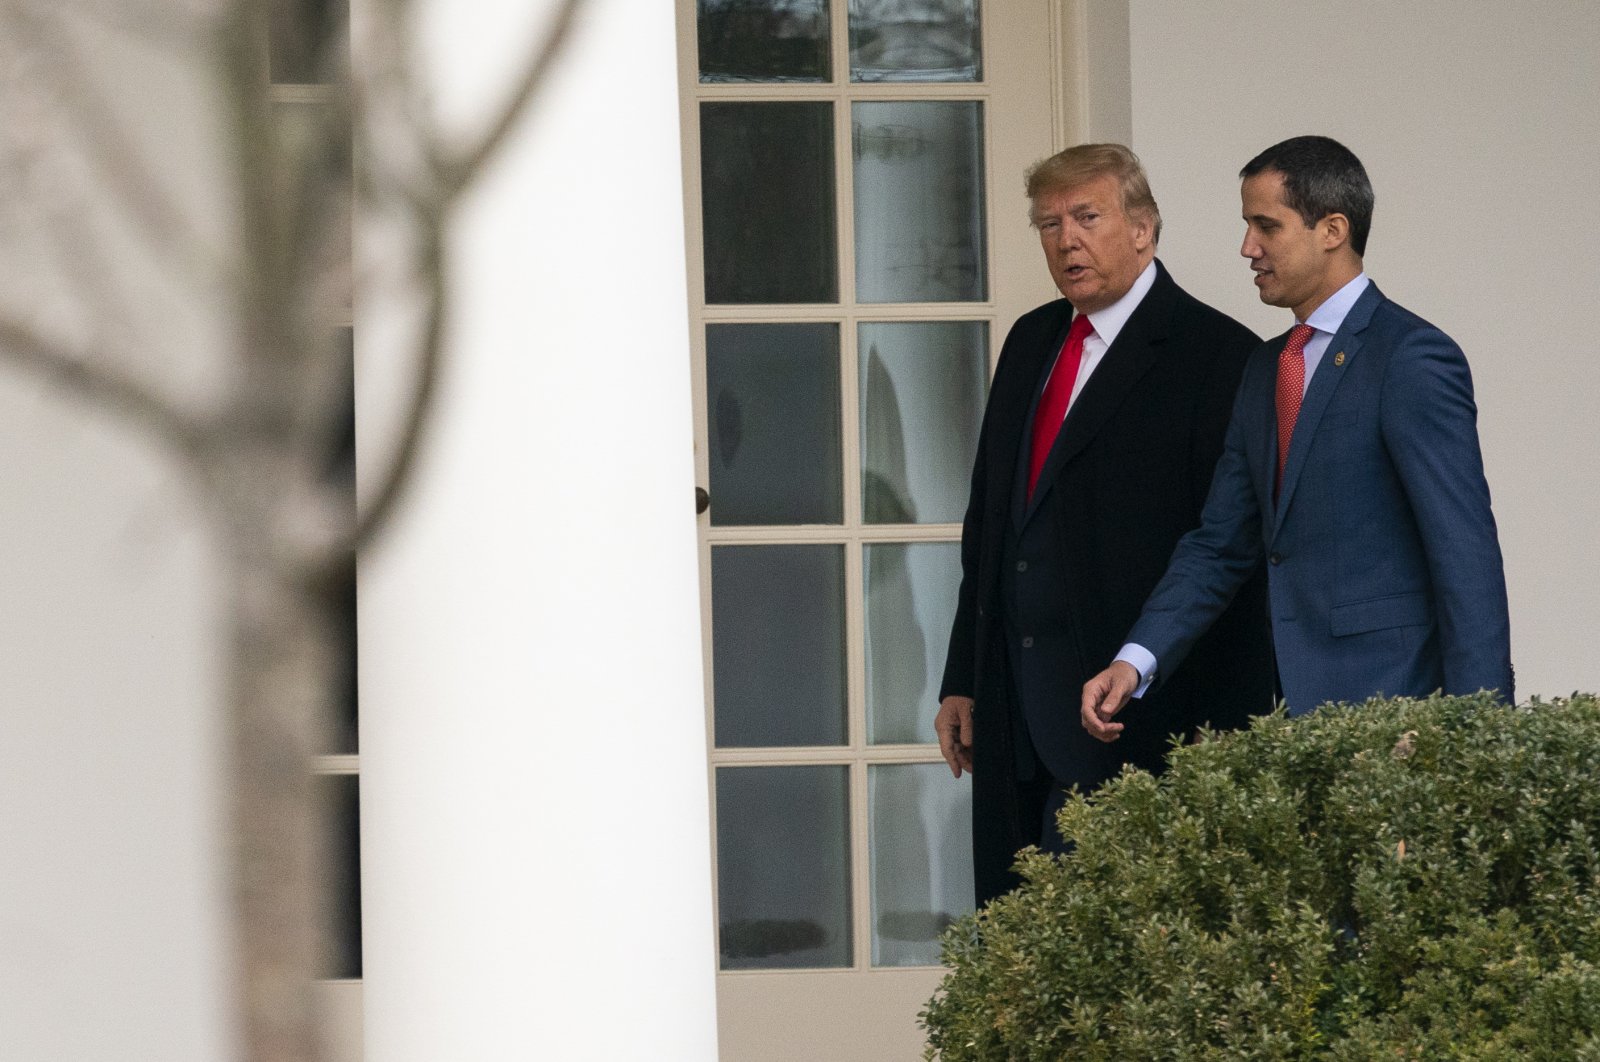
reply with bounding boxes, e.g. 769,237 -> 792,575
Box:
1114,644 -> 1157,698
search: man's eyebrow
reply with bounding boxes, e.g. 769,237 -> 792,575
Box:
1034,197 -> 1102,223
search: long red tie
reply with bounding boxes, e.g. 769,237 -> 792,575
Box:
1275,322 -> 1316,499
1027,313 -> 1094,498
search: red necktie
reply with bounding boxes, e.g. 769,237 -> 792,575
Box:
1027,313 -> 1094,498
1275,322 -> 1316,499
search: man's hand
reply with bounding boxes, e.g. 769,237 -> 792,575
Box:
1081,661 -> 1140,742
935,695 -> 975,777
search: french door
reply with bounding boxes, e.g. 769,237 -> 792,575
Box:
677,2 -> 1057,1056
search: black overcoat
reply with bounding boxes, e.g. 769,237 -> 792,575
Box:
940,261 -> 1275,904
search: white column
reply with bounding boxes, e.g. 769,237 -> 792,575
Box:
356,0 -> 719,1058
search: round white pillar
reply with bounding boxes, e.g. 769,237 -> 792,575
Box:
357,0 -> 719,1057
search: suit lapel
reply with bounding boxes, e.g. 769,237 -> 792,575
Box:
1249,353 -> 1278,545
1272,282 -> 1385,533
1021,263 -> 1175,523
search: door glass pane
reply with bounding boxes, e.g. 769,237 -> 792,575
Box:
859,321 -> 987,524
853,101 -> 987,303
699,0 -> 831,82
320,774 -> 362,978
712,545 -> 847,747
707,323 -> 843,526
702,102 -> 838,303
270,0 -> 342,84
270,99 -> 353,319
325,328 -> 357,754
717,765 -> 852,969
865,542 -> 961,744
869,763 -> 973,966
849,0 -> 982,82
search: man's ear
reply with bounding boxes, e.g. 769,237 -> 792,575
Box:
1320,212 -> 1351,251
1132,212 -> 1155,251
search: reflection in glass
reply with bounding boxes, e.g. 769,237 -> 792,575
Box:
699,0 -> 831,82
718,766 -> 851,969
270,0 -> 341,84
272,101 -> 353,318
865,542 -> 962,744
702,102 -> 838,304
712,545 -> 847,747
707,323 -> 843,526
328,560 -> 358,753
870,763 -> 973,966
853,101 -> 987,303
325,328 -> 357,754
320,774 -> 362,978
849,0 -> 982,82
859,321 -> 987,524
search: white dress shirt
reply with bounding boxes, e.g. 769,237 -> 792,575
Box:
1040,259 -> 1159,417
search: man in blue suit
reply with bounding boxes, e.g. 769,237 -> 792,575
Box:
1082,136 -> 1513,738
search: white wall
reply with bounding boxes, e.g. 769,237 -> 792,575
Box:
0,14 -> 235,1061
0,384 -> 230,1062
1128,0 -> 1600,698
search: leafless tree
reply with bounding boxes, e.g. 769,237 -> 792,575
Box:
0,0 -> 580,1059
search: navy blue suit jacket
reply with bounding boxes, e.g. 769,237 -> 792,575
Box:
1128,281 -> 1513,711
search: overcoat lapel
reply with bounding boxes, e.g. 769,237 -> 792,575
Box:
1009,310 -> 1075,529
1021,264 -> 1175,524
1271,282 -> 1385,534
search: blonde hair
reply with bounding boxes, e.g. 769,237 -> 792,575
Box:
1025,143 -> 1162,243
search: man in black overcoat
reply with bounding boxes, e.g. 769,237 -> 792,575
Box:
936,144 -> 1274,904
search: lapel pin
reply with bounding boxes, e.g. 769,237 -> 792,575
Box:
1333,351 -> 1346,366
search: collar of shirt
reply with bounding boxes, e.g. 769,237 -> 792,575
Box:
1297,272 -> 1370,392
1057,259 -> 1159,410
1085,258 -> 1159,348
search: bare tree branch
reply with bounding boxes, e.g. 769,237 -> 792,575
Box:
437,0 -> 583,197
0,316 -> 205,455
350,0 -> 448,212
327,0 -> 586,577
278,88 -> 362,486
39,0 -> 220,45
313,225 -> 446,586
32,4 -> 207,269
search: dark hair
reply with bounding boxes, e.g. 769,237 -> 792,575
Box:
1240,136 -> 1374,256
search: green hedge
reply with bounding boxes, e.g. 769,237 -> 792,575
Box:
923,694 -> 1600,1060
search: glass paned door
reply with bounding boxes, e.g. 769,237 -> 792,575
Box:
679,1 -> 1057,1056
849,0 -> 982,82
864,541 -> 963,744
716,765 -> 853,969
852,100 -> 988,303
700,102 -> 839,303
706,323 -> 844,525
868,762 -> 973,966
858,320 -> 986,523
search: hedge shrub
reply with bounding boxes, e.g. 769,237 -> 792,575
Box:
922,694 -> 1600,1060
